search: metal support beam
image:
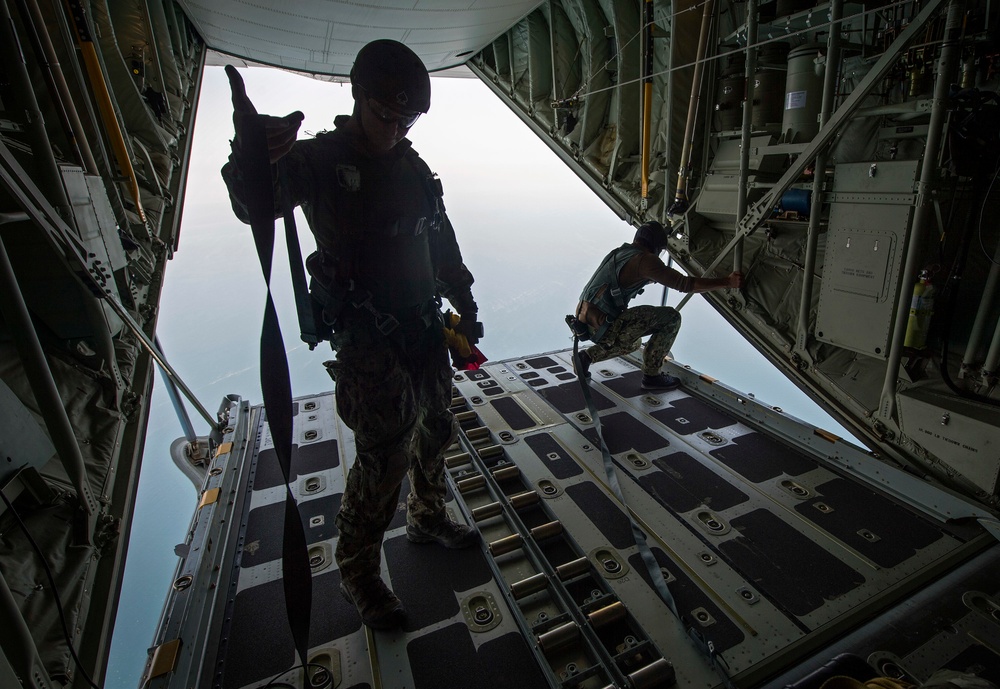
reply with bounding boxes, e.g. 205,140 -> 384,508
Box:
0,141 -> 219,432
156,337 -> 197,443
676,0 -> 948,312
795,0 -> 842,358
879,0 -> 964,421
0,571 -> 53,689
0,0 -> 74,223
965,240 -> 1000,375
641,0 -> 654,201
734,0 -> 759,272
105,301 -> 218,430
0,231 -> 97,517
983,317 -> 1000,379
671,0 -> 716,211
14,0 -> 99,175
660,1 -> 674,224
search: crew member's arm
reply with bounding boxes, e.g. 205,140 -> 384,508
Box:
638,253 -> 743,293
220,65 -> 306,224
434,214 -> 482,344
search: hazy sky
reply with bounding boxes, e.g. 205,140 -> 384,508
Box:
105,65 -> 854,688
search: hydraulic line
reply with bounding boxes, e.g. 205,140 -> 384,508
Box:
63,0 -> 147,223
0,0 -> 74,223
734,0 -> 759,272
641,0 -> 654,200
15,0 -> 99,175
670,0 -> 716,215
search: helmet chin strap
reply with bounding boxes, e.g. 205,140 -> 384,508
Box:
349,100 -> 385,155
351,91 -> 370,135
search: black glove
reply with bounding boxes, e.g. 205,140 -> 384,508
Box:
226,65 -> 303,164
455,316 -> 483,346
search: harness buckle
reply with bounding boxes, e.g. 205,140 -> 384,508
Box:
350,289 -> 372,309
350,290 -> 400,336
374,312 -> 400,335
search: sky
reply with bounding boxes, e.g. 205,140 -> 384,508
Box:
104,65 -> 856,688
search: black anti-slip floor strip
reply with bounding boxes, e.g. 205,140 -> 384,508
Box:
719,509 -> 866,618
407,625 -> 549,689
383,533 -> 493,631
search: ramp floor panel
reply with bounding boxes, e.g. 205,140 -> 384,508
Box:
644,451 -> 750,512
651,396 -> 740,435
407,625 -> 548,689
201,349 -> 993,689
709,432 -> 816,482
719,509 -> 867,618
793,477 -> 943,568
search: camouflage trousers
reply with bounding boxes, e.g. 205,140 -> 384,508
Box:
327,325 -> 456,586
586,305 -> 682,375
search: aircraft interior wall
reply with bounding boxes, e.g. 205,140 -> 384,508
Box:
0,0 -> 204,685
468,0 -> 1000,508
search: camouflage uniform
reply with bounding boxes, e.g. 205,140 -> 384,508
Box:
585,305 -> 682,375
327,313 -> 457,586
577,243 -> 688,376
223,116 -> 477,592
577,228 -> 738,380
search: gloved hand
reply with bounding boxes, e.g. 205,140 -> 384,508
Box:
454,314 -> 483,346
226,65 -> 304,164
443,312 -> 487,370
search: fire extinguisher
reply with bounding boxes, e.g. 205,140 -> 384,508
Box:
904,270 -> 935,348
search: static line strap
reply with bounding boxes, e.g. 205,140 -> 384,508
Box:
241,115 -> 313,671
278,162 -> 321,348
572,337 -> 735,688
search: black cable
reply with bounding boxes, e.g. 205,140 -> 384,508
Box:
976,161 -> 1000,267
0,490 -> 102,689
263,662 -> 334,689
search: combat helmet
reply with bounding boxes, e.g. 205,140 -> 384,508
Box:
634,221 -> 668,253
351,39 -> 431,114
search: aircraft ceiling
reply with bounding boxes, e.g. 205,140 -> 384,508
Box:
177,0 -> 543,76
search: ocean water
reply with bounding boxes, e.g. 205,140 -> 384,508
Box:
104,67 -> 853,688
